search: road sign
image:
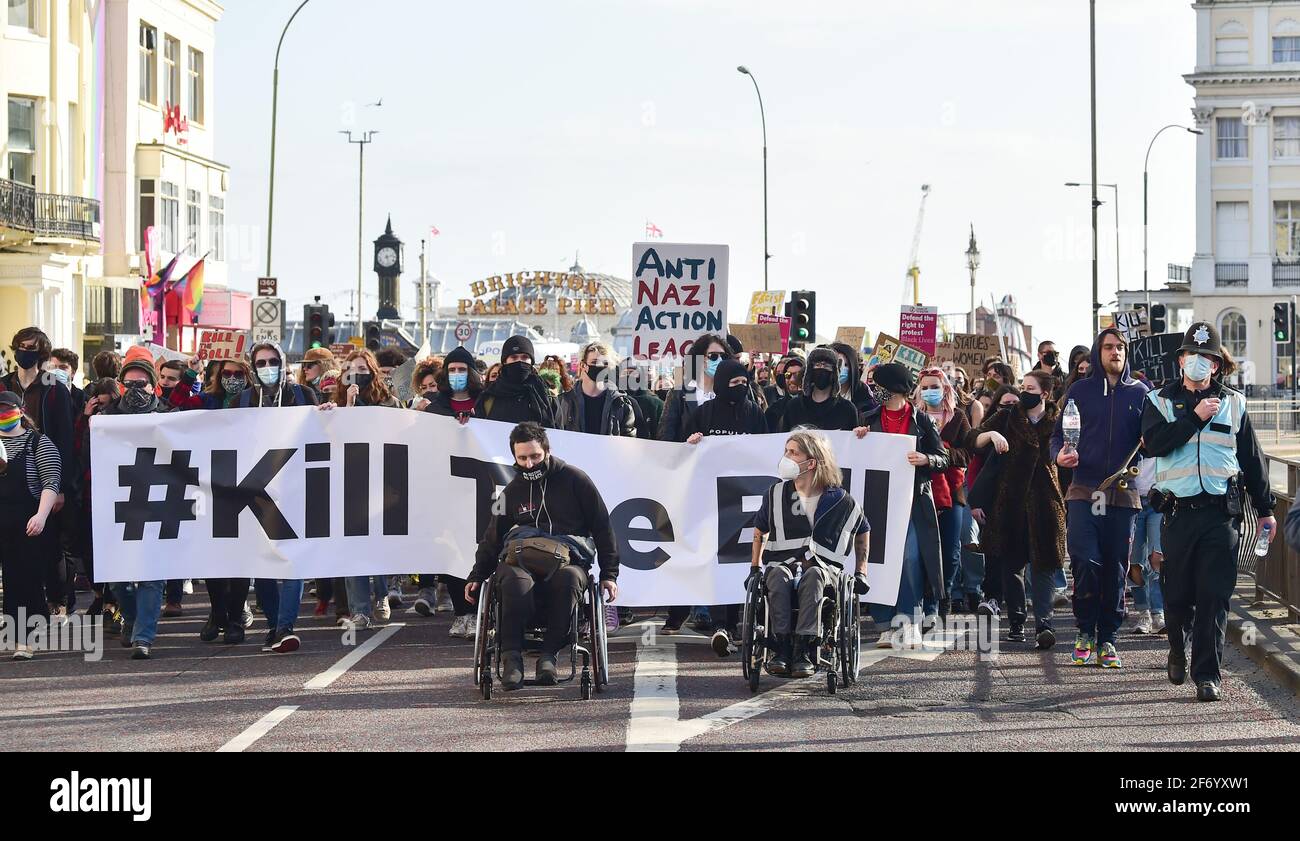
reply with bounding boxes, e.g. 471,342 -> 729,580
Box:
454,321 -> 473,344
257,277 -> 278,297
251,297 -> 284,346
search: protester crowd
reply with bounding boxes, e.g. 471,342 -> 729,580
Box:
0,321 -> 1272,701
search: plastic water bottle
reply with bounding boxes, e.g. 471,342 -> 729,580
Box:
1255,524 -> 1272,557
1063,399 -> 1081,450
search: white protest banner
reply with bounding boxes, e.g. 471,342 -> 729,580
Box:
91,409 -> 914,607
631,242 -> 729,358
899,305 -> 939,357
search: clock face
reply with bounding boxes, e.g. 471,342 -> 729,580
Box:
377,247 -> 398,269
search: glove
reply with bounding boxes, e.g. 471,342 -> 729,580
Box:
745,567 -> 761,586
853,572 -> 870,595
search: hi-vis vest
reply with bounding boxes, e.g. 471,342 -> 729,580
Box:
762,480 -> 865,569
1147,386 -> 1246,498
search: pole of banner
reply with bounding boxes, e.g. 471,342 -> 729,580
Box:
988,292 -> 1008,366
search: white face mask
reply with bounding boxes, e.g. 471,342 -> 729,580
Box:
778,456 -> 809,481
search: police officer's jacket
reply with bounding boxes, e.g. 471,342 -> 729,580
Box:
752,480 -> 869,569
1140,379 -> 1274,514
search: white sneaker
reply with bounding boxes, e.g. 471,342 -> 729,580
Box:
182,579 -> 194,595
899,622 -> 924,648
448,615 -> 468,638
435,582 -> 454,613
375,597 -> 391,621
12,645 -> 33,661
1132,609 -> 1153,635
876,630 -> 896,649
1151,611 -> 1167,635
344,614 -> 372,632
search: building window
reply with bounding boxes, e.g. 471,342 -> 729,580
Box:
1217,117 -> 1248,159
1277,117 -> 1300,158
6,96 -> 36,185
1276,36 -> 1300,63
7,0 -> 34,30
1276,201 -> 1300,261
187,48 -> 204,124
162,36 -> 180,108
138,179 -> 155,249
208,195 -> 224,261
1220,312 -> 1248,359
159,181 -> 179,254
186,189 -> 201,254
1217,36 -> 1250,65
139,23 -> 157,104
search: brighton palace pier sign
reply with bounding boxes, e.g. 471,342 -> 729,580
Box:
457,271 -> 618,317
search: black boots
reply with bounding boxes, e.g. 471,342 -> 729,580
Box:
1197,681 -> 1222,702
766,634 -> 793,676
502,650 -> 525,690
790,636 -> 817,678
1168,648 -> 1187,686
536,653 -> 558,686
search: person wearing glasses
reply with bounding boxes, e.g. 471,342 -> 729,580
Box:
657,332 -> 732,443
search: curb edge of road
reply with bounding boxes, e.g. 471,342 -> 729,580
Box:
1226,604 -> 1300,697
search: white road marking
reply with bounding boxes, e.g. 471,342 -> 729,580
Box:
303,623 -> 405,690
217,705 -> 299,752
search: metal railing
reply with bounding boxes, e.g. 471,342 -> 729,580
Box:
0,176 -> 99,241
1251,454 -> 1300,621
1215,262 -> 1249,287
1275,261 -> 1300,286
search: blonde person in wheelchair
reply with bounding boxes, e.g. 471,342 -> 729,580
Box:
749,429 -> 870,678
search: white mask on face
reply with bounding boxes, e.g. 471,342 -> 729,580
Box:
778,456 -> 808,481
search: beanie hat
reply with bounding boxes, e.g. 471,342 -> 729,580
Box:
444,345 -> 476,369
501,335 -> 535,363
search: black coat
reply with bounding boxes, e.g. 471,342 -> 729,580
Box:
657,388 -> 701,442
685,397 -> 768,436
555,387 -> 638,437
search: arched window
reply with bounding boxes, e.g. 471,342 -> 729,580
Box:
1220,310 -> 1247,359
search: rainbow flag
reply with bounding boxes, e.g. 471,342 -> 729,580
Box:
171,255 -> 206,315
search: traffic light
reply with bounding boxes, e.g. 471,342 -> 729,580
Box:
786,290 -> 817,348
364,321 -> 382,352
304,304 -> 327,349
1275,303 -> 1291,342
1150,303 -> 1167,334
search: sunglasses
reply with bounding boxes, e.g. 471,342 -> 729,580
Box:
704,352 -> 726,361
253,359 -> 278,369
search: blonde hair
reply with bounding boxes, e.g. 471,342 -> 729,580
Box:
786,428 -> 842,490
581,341 -> 617,366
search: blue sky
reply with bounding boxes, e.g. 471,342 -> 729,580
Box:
215,0 -> 1198,348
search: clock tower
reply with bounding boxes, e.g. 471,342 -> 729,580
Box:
373,215 -> 402,320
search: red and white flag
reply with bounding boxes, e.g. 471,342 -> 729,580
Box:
645,221 -> 663,239
430,225 -> 441,237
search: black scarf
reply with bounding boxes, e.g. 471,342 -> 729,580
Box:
484,368 -> 553,422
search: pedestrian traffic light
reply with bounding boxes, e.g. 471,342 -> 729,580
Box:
1275,303 -> 1291,342
304,304 -> 328,349
786,290 -> 817,348
364,321 -> 382,352
1150,303 -> 1167,334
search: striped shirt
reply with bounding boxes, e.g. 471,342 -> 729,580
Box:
0,430 -> 62,498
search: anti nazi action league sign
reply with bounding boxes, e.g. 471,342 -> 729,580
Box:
92,409 -> 916,607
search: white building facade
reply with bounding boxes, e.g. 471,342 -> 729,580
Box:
1189,0 -> 1300,391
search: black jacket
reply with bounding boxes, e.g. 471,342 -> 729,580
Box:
685,396 -> 768,436
470,457 -> 619,583
475,374 -> 558,427
555,387 -> 638,437
657,387 -> 701,442
627,391 -> 663,441
424,389 -> 481,418
779,394 -> 860,432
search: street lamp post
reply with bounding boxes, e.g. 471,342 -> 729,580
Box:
1090,0 -> 1098,335
264,0 -> 312,279
341,130 -> 377,339
966,225 -> 980,334
1067,181 -> 1120,314
737,66 -> 769,292
1144,125 -> 1203,313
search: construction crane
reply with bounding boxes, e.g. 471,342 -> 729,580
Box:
904,184 -> 931,305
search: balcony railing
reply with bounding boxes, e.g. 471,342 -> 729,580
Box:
0,177 -> 100,241
1276,261 -> 1300,286
1215,262 -> 1249,287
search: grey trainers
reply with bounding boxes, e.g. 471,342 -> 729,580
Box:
536,654 -> 558,686
502,651 -> 525,690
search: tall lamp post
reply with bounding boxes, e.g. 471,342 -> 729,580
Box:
737,66 -> 769,291
1067,181 -> 1120,312
1144,125 -> 1203,313
341,130 -> 377,339
966,225 -> 980,334
1089,0 -> 1099,335
264,0 -> 312,279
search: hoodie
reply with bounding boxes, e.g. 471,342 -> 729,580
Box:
235,340 -> 317,408
1050,328 -> 1148,506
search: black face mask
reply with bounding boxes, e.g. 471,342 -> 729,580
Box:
1019,392 -> 1043,410
514,457 -> 549,482
1043,352 -> 1058,367
14,349 -> 40,370
585,365 -> 607,384
161,385 -> 175,400
353,373 -> 374,390
503,361 -> 532,385
723,382 -> 749,405
120,383 -> 155,413
810,368 -> 835,390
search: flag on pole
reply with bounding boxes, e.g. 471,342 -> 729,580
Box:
170,254 -> 207,315
645,220 -> 663,239
430,225 -> 440,237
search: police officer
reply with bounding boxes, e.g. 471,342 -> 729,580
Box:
1140,322 -> 1275,702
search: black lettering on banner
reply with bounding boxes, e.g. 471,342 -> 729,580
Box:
344,443 -> 368,536
861,468 -> 889,566
609,498 -> 675,571
449,456 -> 515,540
114,448 -> 199,540
383,444 -> 408,535
304,443 -> 330,538
716,475 -> 779,565
212,449 -> 297,540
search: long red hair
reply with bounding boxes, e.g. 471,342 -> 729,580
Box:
334,349 -> 395,406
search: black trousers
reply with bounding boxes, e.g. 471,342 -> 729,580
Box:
1160,505 -> 1237,685
43,509 -> 71,609
495,564 -> 586,656
0,500 -> 53,622
205,578 -> 250,627
436,574 -> 472,617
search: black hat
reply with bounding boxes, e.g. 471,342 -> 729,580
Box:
1178,321 -> 1223,359
444,345 -> 476,368
714,358 -> 749,388
0,391 -> 21,409
802,347 -> 840,396
500,335 -> 535,363
873,362 -> 915,396
725,334 -> 744,355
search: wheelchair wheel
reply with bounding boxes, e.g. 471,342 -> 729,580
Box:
827,669 -> 837,694
481,651 -> 493,700
472,578 -> 494,693
590,580 -> 610,691
741,572 -> 764,693
839,577 -> 861,686
580,672 -> 592,700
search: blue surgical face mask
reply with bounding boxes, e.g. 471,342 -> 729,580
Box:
920,387 -> 944,407
1183,353 -> 1214,382
449,372 -> 468,392
838,367 -> 849,385
705,358 -> 721,378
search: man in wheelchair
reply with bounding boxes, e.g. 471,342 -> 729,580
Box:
750,429 -> 870,678
466,422 -> 619,691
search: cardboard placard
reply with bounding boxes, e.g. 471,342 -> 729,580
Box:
865,332 -> 901,370
893,342 -> 929,376
631,242 -> 729,358
1128,332 -> 1185,387
1114,309 -> 1149,342
834,326 -> 868,352
932,332 -> 998,379
746,290 -> 786,323
899,305 -> 939,357
756,313 -> 791,354
727,322 -> 784,354
195,330 -> 248,363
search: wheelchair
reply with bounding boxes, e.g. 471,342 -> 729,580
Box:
739,561 -> 861,695
471,570 -> 610,701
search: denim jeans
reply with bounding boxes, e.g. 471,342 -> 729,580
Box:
346,575 -> 388,618
111,580 -> 165,645
938,506 -> 963,601
957,503 -> 985,600
1067,499 -> 1138,646
1129,502 -> 1165,614
872,523 -> 923,624
253,579 -> 304,634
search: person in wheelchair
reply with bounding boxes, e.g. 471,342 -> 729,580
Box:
466,422 -> 619,690
750,429 -> 870,677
